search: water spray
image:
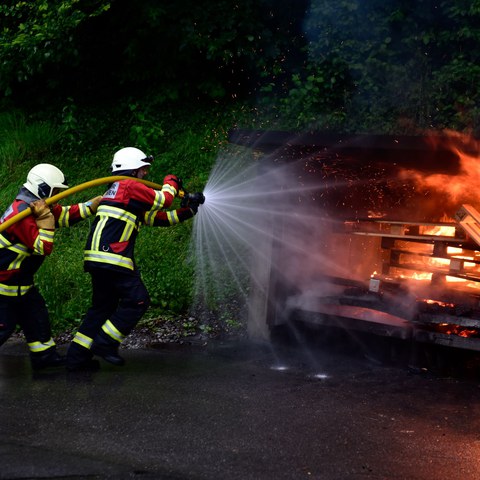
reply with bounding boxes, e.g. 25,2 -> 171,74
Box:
0,175 -> 205,233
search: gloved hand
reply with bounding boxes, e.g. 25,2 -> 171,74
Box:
189,202 -> 200,214
30,200 -> 55,229
86,195 -> 102,214
163,174 -> 182,193
181,192 -> 205,214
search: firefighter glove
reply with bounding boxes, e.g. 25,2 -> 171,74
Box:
30,200 -> 55,229
189,203 -> 199,214
163,174 -> 182,193
86,195 -> 102,214
182,192 -> 205,214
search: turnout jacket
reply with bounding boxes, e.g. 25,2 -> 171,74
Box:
84,178 -> 194,273
0,189 -> 95,297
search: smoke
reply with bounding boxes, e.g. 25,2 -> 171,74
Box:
191,141 -> 390,337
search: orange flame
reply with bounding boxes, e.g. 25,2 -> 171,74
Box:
399,130 -> 480,207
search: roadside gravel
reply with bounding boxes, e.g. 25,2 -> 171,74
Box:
53,303 -> 247,349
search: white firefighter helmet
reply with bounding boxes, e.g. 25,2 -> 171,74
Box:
111,147 -> 152,173
23,163 -> 69,199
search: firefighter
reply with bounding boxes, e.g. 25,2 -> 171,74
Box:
65,147 -> 202,371
0,164 -> 101,370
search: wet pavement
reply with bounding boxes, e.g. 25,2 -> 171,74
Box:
1,333 -> 480,480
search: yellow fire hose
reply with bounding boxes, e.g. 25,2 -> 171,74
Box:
0,175 -> 186,233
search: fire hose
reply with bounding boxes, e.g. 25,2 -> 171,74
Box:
0,175 -> 205,233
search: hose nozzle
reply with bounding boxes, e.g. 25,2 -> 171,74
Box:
180,191 -> 205,209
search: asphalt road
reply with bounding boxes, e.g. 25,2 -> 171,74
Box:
1,333 -> 480,480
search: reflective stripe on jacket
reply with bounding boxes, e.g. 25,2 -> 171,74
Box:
84,178 -> 193,272
0,195 -> 94,296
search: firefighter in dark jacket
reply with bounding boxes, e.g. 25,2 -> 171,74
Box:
0,163 -> 101,370
66,147 -> 202,371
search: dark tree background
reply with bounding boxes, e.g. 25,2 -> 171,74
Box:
1,0 -> 480,133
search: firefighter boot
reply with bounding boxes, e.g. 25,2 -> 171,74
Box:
30,347 -> 66,371
91,332 -> 125,366
66,342 -> 100,372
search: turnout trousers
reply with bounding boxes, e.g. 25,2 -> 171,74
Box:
67,267 -> 150,363
0,287 -> 57,357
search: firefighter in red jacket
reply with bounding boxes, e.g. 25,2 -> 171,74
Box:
66,147 -> 202,371
0,164 -> 101,370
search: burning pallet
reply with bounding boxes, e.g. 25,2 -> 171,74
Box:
290,204 -> 480,352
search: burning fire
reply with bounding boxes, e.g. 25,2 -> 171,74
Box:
434,323 -> 478,338
376,223 -> 480,288
399,130 -> 480,209
421,299 -> 455,308
354,131 -> 480,341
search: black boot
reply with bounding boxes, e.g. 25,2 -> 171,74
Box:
91,332 -> 125,366
66,342 -> 100,372
30,347 -> 66,371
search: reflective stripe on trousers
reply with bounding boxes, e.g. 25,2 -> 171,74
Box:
101,319 -> 126,343
72,331 -> 94,350
27,337 -> 55,353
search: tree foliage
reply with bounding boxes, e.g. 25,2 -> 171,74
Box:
0,0 -> 111,95
1,0 -> 300,104
265,0 -> 480,133
1,0 -> 480,133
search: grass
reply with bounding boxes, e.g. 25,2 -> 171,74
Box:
0,111 -> 64,171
